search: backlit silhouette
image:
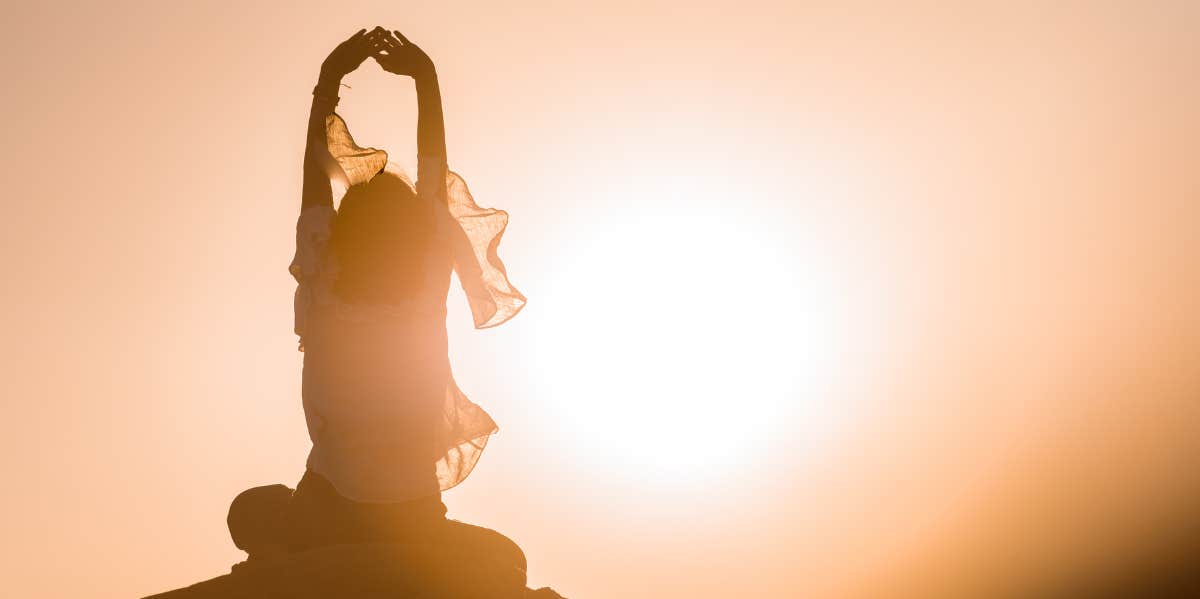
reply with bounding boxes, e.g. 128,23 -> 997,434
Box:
146,27 -> 561,599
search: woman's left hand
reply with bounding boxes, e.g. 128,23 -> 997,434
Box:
370,29 -> 435,79
321,28 -> 376,80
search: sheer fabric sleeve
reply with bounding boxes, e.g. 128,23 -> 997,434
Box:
290,114 -> 388,350
325,113 -> 389,193
414,146 -> 525,329
442,172 -> 527,329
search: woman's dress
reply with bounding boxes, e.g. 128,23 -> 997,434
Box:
289,114 -> 525,503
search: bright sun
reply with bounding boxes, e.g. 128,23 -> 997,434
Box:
529,181 -> 858,484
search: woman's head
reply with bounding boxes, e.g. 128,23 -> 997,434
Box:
331,171 -> 433,305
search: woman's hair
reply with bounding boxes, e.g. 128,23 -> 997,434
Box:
330,171 -> 433,305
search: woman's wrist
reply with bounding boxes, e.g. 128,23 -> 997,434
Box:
413,66 -> 438,87
315,70 -> 343,95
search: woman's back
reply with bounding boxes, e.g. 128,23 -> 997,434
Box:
302,308 -> 449,501
297,179 -> 458,502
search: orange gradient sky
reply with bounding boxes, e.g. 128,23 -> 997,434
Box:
3,2 -> 1199,598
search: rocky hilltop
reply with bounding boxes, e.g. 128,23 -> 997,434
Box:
145,541 -> 566,599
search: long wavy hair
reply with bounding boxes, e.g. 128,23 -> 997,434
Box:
330,172 -> 433,305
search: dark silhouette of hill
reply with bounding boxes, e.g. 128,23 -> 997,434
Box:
144,483 -> 567,598
144,540 -> 567,598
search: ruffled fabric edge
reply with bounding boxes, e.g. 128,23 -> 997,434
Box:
444,171 -> 527,329
325,113 -> 389,192
434,377 -> 500,492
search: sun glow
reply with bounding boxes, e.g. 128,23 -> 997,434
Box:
530,177 -> 861,483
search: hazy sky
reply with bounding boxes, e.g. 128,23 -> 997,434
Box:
2,2 -> 1198,597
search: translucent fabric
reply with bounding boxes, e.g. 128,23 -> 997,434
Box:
325,113 -> 389,191
442,171 -> 527,328
288,114 -> 524,502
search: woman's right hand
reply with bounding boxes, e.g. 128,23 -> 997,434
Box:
320,28 -> 375,81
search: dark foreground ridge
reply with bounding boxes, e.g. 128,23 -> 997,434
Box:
144,540 -> 566,599
142,476 -> 569,598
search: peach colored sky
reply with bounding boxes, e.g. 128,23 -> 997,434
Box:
3,2 -> 1199,598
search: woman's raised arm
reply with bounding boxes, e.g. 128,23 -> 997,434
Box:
302,29 -> 375,209
371,30 -> 447,166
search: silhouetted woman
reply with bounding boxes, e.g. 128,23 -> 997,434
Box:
286,27 -> 526,581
